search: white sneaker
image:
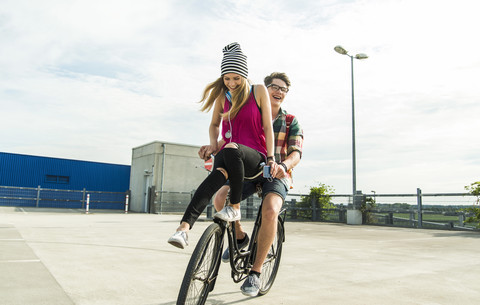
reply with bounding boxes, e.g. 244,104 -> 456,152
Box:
168,230 -> 188,249
214,205 -> 241,222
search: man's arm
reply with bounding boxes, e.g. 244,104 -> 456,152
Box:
275,150 -> 301,178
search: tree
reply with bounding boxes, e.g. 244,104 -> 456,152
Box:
465,181 -> 480,204
361,196 -> 377,224
463,181 -> 480,228
295,183 -> 335,221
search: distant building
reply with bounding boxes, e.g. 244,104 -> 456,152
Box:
1,141 -> 208,213
0,152 -> 130,192
129,141 -> 209,213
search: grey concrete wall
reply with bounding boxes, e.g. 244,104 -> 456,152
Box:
129,141 -> 208,212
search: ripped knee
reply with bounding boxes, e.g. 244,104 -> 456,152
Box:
216,167 -> 228,179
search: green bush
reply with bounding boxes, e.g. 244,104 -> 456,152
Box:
462,181 -> 480,228
361,196 -> 377,224
295,183 -> 335,220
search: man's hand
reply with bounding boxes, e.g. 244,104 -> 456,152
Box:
274,151 -> 300,179
267,160 -> 279,178
274,163 -> 287,179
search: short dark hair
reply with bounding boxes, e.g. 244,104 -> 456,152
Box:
264,72 -> 291,88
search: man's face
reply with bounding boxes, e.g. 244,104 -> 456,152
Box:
267,78 -> 289,107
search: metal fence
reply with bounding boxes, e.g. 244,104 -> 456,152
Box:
0,185 -> 129,210
357,191 -> 477,230
151,188 -> 479,231
286,190 -> 479,231
2,184 -> 478,231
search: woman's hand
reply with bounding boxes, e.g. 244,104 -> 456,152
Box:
198,144 -> 218,160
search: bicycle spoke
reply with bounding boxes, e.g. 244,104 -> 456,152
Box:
178,223 -> 223,305
260,241 -> 276,285
258,220 -> 283,295
193,235 -> 216,277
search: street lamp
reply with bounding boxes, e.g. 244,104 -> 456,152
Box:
334,45 -> 368,209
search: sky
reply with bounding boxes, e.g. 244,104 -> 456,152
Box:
1,0 -> 479,196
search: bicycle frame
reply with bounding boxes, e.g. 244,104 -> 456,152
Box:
177,166 -> 287,304
217,203 -> 287,284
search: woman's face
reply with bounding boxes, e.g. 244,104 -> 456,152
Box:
223,73 -> 243,92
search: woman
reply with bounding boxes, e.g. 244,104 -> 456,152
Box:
168,42 -> 277,249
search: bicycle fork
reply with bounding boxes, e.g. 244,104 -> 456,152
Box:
207,219 -> 227,292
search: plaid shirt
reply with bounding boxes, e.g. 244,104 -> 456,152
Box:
273,108 -> 303,188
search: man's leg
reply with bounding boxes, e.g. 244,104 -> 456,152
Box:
251,192 -> 283,273
241,179 -> 286,296
213,185 -> 229,212
214,183 -> 257,239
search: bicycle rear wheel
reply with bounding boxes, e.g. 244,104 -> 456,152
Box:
258,219 -> 284,295
177,223 -> 223,305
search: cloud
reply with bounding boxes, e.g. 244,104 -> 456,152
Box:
1,0 -> 479,195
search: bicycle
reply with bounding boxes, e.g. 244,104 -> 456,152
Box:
176,170 -> 286,305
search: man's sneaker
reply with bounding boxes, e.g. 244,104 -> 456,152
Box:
168,230 -> 188,249
241,273 -> 261,297
214,205 -> 241,222
221,234 -> 249,263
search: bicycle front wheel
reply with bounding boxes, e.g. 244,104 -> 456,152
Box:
258,219 -> 284,295
177,222 -> 224,305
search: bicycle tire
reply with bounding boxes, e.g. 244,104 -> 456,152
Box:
258,219 -> 283,295
177,223 -> 223,305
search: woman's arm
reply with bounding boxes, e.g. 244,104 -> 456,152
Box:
255,85 -> 276,174
256,85 -> 274,155
204,94 -> 224,158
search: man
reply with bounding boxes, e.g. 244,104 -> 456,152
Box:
198,72 -> 303,297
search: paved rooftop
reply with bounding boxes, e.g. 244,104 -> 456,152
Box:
1,207 -> 479,305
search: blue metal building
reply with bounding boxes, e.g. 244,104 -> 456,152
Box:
0,152 -> 130,191
0,152 -> 131,209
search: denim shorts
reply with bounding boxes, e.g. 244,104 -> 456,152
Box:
234,177 -> 288,203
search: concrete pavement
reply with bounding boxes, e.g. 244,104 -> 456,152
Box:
1,206 -> 479,305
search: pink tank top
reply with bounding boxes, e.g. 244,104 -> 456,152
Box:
221,87 -> 267,156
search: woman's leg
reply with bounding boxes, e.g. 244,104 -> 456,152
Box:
168,168 -> 228,248
179,169 -> 227,230
213,143 -> 263,222
216,143 -> 263,204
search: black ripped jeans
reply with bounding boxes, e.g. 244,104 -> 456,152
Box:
181,144 -> 264,229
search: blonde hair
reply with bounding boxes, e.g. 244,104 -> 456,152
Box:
199,76 -> 251,119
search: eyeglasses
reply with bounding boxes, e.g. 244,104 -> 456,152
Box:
267,84 -> 289,93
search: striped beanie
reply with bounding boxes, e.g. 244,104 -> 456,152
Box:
221,42 -> 248,78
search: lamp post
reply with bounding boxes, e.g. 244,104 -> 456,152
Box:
334,45 -> 368,223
